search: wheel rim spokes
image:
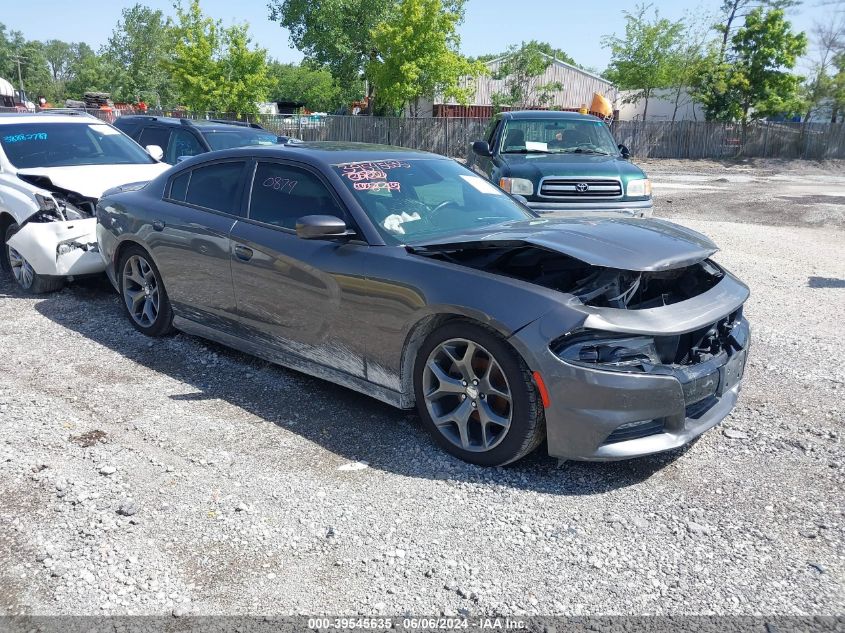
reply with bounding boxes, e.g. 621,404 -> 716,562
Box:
123,255 -> 159,327
8,246 -> 34,289
422,338 -> 512,453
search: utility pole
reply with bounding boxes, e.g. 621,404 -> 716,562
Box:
11,55 -> 27,98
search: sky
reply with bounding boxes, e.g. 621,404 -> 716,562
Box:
0,0 -> 834,73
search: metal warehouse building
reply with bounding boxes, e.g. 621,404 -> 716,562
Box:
411,53 -> 618,118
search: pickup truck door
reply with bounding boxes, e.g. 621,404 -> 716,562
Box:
471,118 -> 502,180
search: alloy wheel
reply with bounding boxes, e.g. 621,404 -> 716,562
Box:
122,254 -> 160,328
8,245 -> 34,289
422,338 -> 513,452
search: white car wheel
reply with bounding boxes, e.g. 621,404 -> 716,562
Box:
3,224 -> 64,294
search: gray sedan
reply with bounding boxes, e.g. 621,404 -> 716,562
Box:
95,143 -> 750,466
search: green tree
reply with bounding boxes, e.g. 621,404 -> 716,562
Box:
268,61 -> 359,112
664,25 -> 714,122
101,4 -> 174,105
65,48 -> 111,98
489,41 -> 566,110
800,18 -> 845,121
368,0 -> 484,115
217,24 -> 271,114
167,0 -> 218,110
268,0 -> 393,110
16,41 -> 53,101
0,23 -> 27,91
168,0 -> 269,114
715,0 -> 802,61
724,8 -> 807,127
602,4 -> 685,121
832,53 -> 845,121
474,41 -> 577,67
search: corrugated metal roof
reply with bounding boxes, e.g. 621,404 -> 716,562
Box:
436,53 -> 617,109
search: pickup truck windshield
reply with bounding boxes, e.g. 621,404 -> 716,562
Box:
0,122 -> 156,168
334,158 -> 534,244
500,118 -> 618,156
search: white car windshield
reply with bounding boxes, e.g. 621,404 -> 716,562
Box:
0,122 -> 156,168
500,118 -> 619,155
333,158 -> 534,244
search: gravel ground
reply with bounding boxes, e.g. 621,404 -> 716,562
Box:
0,160 -> 843,618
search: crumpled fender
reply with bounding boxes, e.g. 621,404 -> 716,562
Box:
6,218 -> 104,276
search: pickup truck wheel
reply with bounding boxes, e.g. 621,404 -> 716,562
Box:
3,224 -> 65,294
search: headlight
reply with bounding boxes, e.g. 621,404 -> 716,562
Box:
33,194 -> 63,221
35,193 -> 59,213
557,335 -> 661,372
627,178 -> 652,197
499,177 -> 534,196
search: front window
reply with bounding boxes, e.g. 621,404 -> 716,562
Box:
334,158 -> 534,244
249,162 -> 346,230
0,122 -> 156,168
500,118 -> 619,156
202,129 -> 278,151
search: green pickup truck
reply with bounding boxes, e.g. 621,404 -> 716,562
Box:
468,110 -> 653,217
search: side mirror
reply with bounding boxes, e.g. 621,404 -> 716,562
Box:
296,215 -> 349,240
472,140 -> 492,157
146,144 -> 164,161
618,144 -> 630,159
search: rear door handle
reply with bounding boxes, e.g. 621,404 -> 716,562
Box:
152,220 -> 165,231
234,245 -> 253,261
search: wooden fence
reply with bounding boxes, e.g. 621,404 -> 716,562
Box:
4,107 -> 845,160
224,114 -> 845,160
610,120 -> 845,160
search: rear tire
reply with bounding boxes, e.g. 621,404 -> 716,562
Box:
414,320 -> 546,466
3,223 -> 65,294
117,245 -> 174,337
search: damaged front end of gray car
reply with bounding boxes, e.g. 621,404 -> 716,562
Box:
412,219 -> 750,461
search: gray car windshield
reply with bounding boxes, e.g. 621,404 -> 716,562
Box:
203,129 -> 279,151
0,122 -> 156,168
334,158 -> 534,244
500,118 -> 618,155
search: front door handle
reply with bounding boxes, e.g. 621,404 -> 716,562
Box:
152,220 -> 165,231
234,245 -> 253,261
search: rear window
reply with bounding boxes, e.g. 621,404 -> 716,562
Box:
168,171 -> 190,201
166,161 -> 246,215
203,129 -> 278,151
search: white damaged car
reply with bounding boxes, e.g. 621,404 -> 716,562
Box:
0,113 -> 170,293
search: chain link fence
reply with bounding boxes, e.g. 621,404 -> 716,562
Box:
3,106 -> 845,160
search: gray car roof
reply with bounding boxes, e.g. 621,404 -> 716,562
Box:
176,142 -> 448,168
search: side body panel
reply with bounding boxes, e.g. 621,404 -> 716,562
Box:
145,199 -> 239,334
229,221 -> 373,378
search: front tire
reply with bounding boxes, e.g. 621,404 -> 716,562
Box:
3,224 -> 64,294
414,320 -> 546,466
117,245 -> 174,336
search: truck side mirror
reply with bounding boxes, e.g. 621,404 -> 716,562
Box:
618,144 -> 630,159
472,141 -> 492,157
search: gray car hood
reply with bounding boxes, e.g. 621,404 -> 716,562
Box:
411,217 -> 718,272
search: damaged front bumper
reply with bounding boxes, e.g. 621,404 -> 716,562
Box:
6,217 -> 104,277
511,272 -> 750,461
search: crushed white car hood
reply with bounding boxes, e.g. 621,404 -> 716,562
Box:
16,163 -> 170,199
